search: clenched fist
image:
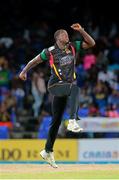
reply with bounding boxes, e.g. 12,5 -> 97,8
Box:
71,23 -> 82,31
19,71 -> 27,81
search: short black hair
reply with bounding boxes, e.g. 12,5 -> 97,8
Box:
54,29 -> 66,41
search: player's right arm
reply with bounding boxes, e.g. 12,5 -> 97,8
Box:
19,49 -> 48,81
71,23 -> 95,49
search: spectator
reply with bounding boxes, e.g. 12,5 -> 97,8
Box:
0,102 -> 13,129
108,89 -> 119,107
31,71 -> 46,118
79,88 -> 93,107
106,104 -> 119,117
83,49 -> 96,70
93,80 -> 108,108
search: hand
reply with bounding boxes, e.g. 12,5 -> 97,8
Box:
19,71 -> 27,81
71,23 -> 82,31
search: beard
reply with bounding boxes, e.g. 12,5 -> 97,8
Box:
64,41 -> 71,49
56,39 -> 70,50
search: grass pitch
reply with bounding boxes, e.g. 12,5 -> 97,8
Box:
0,164 -> 119,179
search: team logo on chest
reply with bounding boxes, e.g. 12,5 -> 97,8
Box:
59,54 -> 74,66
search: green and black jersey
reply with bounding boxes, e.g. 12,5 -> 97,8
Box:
38,41 -> 83,87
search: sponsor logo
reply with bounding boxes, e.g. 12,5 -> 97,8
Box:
60,55 -> 73,66
0,149 -> 22,160
83,151 -> 119,159
0,140 -> 78,161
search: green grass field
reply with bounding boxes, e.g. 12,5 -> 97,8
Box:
1,170 -> 119,179
0,164 -> 119,179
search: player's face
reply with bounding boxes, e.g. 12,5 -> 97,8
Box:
58,31 -> 69,45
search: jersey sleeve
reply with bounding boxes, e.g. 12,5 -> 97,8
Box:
40,49 -> 49,61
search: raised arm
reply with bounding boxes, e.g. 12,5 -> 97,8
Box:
71,23 -> 95,49
19,55 -> 42,81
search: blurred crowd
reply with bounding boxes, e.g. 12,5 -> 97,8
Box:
0,0 -> 119,138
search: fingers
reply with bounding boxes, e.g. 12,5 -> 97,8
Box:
21,77 -> 26,81
19,76 -> 23,80
22,76 -> 26,81
19,73 -> 27,81
71,23 -> 80,26
71,23 -> 81,29
70,25 -> 74,28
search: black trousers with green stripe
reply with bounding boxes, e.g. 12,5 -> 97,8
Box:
45,84 -> 79,152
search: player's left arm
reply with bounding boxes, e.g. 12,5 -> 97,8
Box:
71,23 -> 95,49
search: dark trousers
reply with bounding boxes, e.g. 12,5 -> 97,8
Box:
45,84 -> 79,152
69,84 -> 79,119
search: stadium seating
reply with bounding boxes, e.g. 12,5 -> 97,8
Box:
38,116 -> 52,139
0,126 -> 9,139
